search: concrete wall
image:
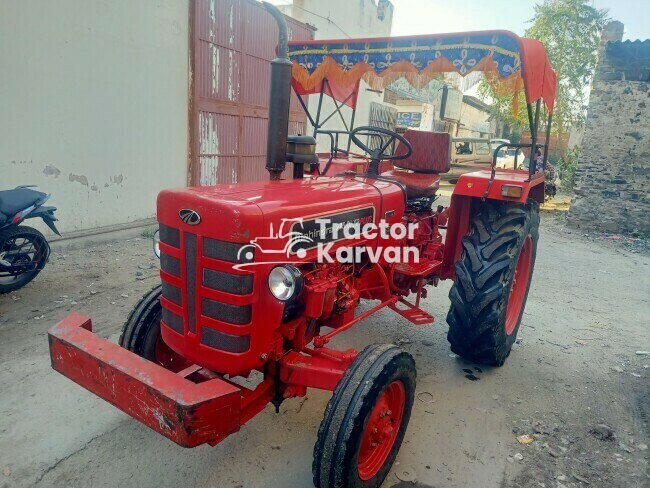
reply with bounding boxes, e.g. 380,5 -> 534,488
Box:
567,22 -> 650,233
279,0 -> 394,152
281,0 -> 393,39
0,1 -> 189,235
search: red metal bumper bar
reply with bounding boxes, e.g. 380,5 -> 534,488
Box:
48,312 -> 242,447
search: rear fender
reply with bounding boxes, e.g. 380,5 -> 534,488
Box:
452,170 -> 545,204
441,171 -> 544,278
29,205 -> 61,235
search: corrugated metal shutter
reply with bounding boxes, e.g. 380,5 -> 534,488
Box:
368,102 -> 398,152
190,0 -> 313,186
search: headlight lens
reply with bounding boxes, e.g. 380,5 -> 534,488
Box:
268,265 -> 303,301
153,229 -> 161,258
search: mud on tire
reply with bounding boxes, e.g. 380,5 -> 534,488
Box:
446,199 -> 540,366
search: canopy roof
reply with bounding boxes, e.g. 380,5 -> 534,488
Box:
288,30 -> 556,114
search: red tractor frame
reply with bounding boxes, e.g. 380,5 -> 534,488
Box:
49,4 -> 556,487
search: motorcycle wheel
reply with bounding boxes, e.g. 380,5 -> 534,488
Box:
0,226 -> 50,293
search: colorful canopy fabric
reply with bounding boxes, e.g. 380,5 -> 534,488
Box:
288,31 -> 556,114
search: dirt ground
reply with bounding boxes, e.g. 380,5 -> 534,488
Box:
0,211 -> 648,488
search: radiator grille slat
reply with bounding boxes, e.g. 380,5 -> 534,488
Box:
185,233 -> 197,333
202,298 -> 251,325
161,281 -> 182,306
159,224 -> 180,248
201,327 -> 250,353
203,269 -> 253,295
160,254 -> 180,277
203,237 -> 252,264
162,307 -> 184,334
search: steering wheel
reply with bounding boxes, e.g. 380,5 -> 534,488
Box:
349,126 -> 412,175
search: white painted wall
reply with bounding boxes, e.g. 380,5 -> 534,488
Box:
0,0 -> 189,235
278,0 -> 394,152
281,0 -> 393,39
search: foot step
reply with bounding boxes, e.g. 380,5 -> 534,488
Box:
393,260 -> 441,278
389,298 -> 434,325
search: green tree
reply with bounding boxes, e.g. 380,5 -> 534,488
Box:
481,0 -> 608,152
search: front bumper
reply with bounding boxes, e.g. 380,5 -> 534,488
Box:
48,312 -> 242,447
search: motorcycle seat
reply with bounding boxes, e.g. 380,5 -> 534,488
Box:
0,188 -> 47,219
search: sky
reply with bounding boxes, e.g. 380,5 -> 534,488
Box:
269,1 -> 647,41
388,0 -> 647,40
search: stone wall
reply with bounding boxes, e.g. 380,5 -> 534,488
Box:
567,22 -> 650,233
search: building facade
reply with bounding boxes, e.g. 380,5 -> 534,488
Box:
568,22 -> 650,233
1,0 -> 190,234
0,0 -> 313,235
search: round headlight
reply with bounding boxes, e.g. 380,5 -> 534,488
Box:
268,265 -> 303,301
153,229 -> 161,258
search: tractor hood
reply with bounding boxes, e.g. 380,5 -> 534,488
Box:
157,176 -> 405,247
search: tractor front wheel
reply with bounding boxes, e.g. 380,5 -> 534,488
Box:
119,286 -> 189,372
446,199 -> 540,366
313,344 -> 416,488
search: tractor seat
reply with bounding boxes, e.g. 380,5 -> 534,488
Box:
380,129 -> 452,200
381,170 -> 441,199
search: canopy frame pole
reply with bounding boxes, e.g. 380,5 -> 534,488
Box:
515,99 -> 541,181
525,103 -> 534,177
316,92 -> 355,128
296,93 -> 316,128
312,79 -> 327,139
542,113 -> 552,170
528,98 -> 542,179
526,103 -> 535,138
346,105 -> 357,154
296,78 -> 357,158
322,79 -> 353,131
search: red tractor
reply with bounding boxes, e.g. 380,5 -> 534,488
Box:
49,4 -> 556,487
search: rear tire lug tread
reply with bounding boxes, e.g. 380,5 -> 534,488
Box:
446,199 -> 539,366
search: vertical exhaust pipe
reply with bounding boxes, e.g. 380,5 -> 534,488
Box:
262,2 -> 292,181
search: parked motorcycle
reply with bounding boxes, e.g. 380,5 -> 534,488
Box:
0,186 -> 60,293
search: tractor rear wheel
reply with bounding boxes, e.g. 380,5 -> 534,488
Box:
119,286 -> 189,372
446,199 -> 539,366
313,344 -> 416,488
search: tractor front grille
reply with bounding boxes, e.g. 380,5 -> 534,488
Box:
158,224 -> 254,355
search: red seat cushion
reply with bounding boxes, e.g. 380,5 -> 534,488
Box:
394,130 -> 452,174
381,169 -> 440,199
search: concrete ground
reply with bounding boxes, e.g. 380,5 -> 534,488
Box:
0,213 -> 648,488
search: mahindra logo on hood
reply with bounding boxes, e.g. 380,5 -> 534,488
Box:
179,208 -> 201,225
